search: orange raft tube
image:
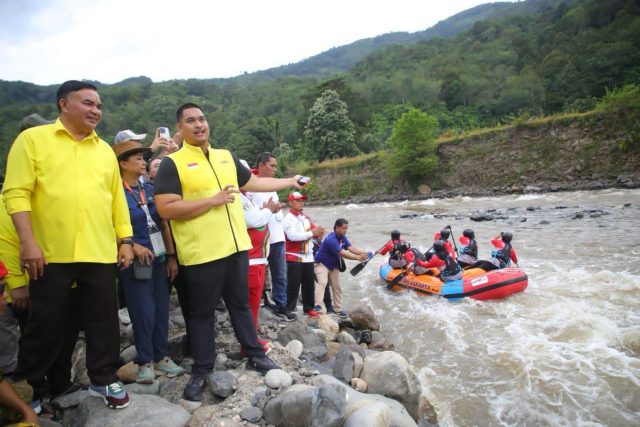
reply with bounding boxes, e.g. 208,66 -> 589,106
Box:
379,263 -> 528,301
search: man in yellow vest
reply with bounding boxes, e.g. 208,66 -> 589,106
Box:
154,103 -> 307,401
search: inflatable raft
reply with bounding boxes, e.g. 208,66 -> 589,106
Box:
379,263 -> 528,301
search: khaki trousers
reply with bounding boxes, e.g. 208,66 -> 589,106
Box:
314,263 -> 342,311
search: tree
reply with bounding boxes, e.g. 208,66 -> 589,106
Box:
387,108 -> 439,180
303,90 -> 356,161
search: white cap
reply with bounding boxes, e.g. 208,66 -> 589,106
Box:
114,129 -> 147,145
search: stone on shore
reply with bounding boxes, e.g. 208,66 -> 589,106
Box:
64,393 -> 190,427
208,371 -> 237,398
263,383 -> 346,427
265,369 -> 293,389
349,305 -> 380,331
285,339 -> 303,359
310,375 -> 417,427
360,351 -> 422,420
332,346 -> 355,383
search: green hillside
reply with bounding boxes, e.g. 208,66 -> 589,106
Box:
1,0 -> 638,177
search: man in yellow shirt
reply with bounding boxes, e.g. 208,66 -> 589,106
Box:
3,80 -> 134,409
154,102 -> 306,401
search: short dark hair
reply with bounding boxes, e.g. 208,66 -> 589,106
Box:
255,152 -> 276,168
56,80 -> 97,112
176,103 -> 203,122
334,218 -> 348,230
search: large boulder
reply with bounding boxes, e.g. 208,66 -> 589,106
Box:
64,393 -> 190,427
360,351 -> 421,420
344,400 -> 391,427
349,305 -> 380,331
310,375 -> 417,427
332,346 -> 355,383
263,383 -> 346,427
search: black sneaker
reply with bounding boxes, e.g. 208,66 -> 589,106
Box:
182,374 -> 206,401
247,355 -> 279,375
274,305 -> 297,322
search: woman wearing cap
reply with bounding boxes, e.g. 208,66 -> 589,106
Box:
113,136 -> 184,384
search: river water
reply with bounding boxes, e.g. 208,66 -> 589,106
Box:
305,188 -> 640,427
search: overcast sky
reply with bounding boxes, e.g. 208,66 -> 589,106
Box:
0,0 -> 514,85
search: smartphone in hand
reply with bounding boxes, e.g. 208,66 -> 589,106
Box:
297,176 -> 311,186
158,127 -> 171,139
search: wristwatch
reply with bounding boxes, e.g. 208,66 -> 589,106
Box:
120,238 -> 134,246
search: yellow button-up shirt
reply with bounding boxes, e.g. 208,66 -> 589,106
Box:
2,119 -> 132,263
0,194 -> 28,301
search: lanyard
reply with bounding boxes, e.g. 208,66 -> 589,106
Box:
123,179 -> 147,206
123,180 -> 157,230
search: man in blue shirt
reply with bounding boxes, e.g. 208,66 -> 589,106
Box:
313,218 -> 370,319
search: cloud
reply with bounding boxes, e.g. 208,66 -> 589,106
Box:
0,0 -> 507,84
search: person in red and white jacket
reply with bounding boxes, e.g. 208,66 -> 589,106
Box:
283,192 -> 325,318
239,187 -> 280,354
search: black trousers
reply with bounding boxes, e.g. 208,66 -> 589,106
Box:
182,251 -> 263,375
10,288 -> 81,399
13,263 -> 119,387
170,265 -> 191,351
286,262 -> 315,313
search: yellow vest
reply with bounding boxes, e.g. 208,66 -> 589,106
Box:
168,143 -> 251,266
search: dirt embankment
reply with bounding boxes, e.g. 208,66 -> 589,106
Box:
308,115 -> 640,204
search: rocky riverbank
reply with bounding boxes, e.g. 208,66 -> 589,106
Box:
303,114 -> 640,205
36,297 -> 437,427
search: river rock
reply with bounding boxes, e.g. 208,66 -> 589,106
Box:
167,333 -> 188,361
285,339 -> 303,359
188,404 -> 217,426
278,320 -> 326,348
337,331 -> 357,345
124,381 -> 160,395
304,345 -> 328,362
344,400 -> 389,427
349,305 -> 380,331
215,352 -> 228,371
240,406 -> 263,423
208,371 -> 237,398
317,315 -> 340,342
51,389 -> 89,409
250,386 -> 270,409
116,361 -> 138,383
64,393 -> 190,427
263,383 -> 346,427
71,341 -> 90,386
177,398 -> 202,414
120,345 -> 137,363
360,351 -> 421,420
310,375 -> 417,427
350,377 -> 367,392
352,351 -> 364,377
333,346 -> 355,383
470,213 -> 494,221
265,369 -> 293,389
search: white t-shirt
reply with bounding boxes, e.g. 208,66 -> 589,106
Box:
250,191 -> 285,244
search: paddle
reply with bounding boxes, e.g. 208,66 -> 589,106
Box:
446,225 -> 459,257
350,243 -> 385,276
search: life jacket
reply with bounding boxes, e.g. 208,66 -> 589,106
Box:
437,249 -> 462,277
460,238 -> 478,258
491,242 -> 513,268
